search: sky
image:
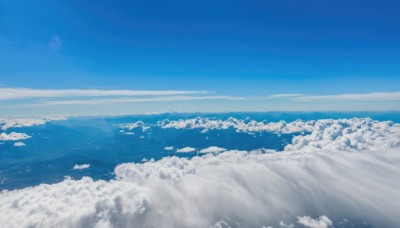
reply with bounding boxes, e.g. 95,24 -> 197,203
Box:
1,0 -> 400,115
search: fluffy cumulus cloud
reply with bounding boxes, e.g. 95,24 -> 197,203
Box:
176,147 -> 196,153
285,118 -> 400,152
1,149 -> 400,227
119,121 -> 150,132
155,117 -> 400,152
199,146 -> 226,154
157,117 -> 315,134
0,132 -> 31,141
164,146 -> 174,151
73,164 -> 91,170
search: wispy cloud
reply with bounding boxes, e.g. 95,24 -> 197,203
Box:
1,88 -> 399,113
265,94 -> 305,99
32,96 -> 246,106
0,88 -> 210,100
49,35 -> 62,50
267,92 -> 400,102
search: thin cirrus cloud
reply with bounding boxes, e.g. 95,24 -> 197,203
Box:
266,94 -> 305,98
266,91 -> 400,102
0,88 -> 210,100
32,96 -> 246,106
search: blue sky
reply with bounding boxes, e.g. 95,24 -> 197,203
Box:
1,0 -> 400,115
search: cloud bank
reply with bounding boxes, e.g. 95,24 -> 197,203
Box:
285,118 -> 400,152
157,118 -> 400,152
1,118 -> 400,227
157,117 -> 315,133
1,149 -> 399,227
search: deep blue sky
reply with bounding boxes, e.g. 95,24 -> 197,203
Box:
1,0 -> 400,114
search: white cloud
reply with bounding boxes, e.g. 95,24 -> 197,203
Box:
36,96 -> 245,106
0,132 -> 31,141
13,142 -> 26,147
266,94 -> 305,99
157,117 -> 315,134
158,117 -> 400,152
279,221 -> 294,228
297,216 -> 332,228
164,146 -> 174,151
73,164 -> 91,170
267,92 -> 400,102
285,118 -> 400,152
176,147 -> 196,153
0,149 -> 399,227
119,121 -> 150,132
49,35 -> 62,50
0,117 -> 67,130
0,118 -> 399,227
0,88 -> 210,101
199,146 -> 226,154
1,118 -> 45,130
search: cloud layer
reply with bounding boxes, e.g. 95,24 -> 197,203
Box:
1,149 -> 399,227
156,117 -> 400,152
157,117 -> 315,133
1,118 -> 400,227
